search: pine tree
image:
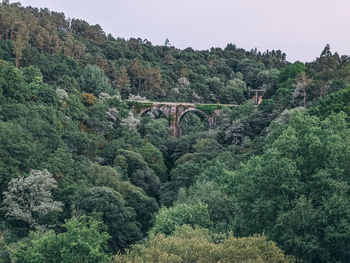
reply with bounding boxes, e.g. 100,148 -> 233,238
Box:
116,66 -> 131,98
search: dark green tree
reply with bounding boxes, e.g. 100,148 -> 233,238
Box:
73,187 -> 142,252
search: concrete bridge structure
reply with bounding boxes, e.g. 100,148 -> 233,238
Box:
128,101 -> 237,137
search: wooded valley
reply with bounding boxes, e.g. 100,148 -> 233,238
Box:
0,2 -> 350,262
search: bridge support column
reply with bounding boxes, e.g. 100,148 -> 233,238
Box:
208,116 -> 216,129
168,105 -> 178,137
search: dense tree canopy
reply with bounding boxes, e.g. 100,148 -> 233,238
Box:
9,216 -> 110,263
1,2 -> 350,262
113,225 -> 292,263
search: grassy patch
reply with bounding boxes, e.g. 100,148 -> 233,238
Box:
195,104 -> 222,115
127,101 -> 154,112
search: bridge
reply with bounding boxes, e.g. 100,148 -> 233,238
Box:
127,101 -> 237,137
127,90 -> 265,137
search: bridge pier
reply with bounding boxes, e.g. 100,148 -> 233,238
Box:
169,106 -> 178,137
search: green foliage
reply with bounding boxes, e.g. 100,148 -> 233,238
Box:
126,101 -> 153,111
231,111 -> 350,262
220,78 -> 247,104
173,138 -> 223,165
149,203 -> 212,236
2,170 -> 63,231
114,225 -> 292,263
0,60 -> 29,102
308,87 -> 350,120
138,117 -> 168,152
86,163 -> 159,233
278,62 -> 306,83
194,104 -> 222,115
114,149 -> 161,198
64,94 -> 87,120
9,216 -> 111,263
0,121 -> 38,185
121,186 -> 159,233
177,181 -> 237,232
180,112 -> 209,135
28,78 -> 59,106
258,98 -> 276,113
134,142 -> 167,181
73,186 -> 142,252
160,161 -> 201,206
63,130 -> 99,158
21,65 -> 42,84
223,101 -> 254,120
1,3 -> 350,261
80,65 -> 112,95
193,137 -> 223,160
273,62 -> 307,107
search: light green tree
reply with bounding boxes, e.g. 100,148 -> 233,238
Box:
114,225 -> 292,263
149,202 -> 212,236
9,216 -> 111,263
80,65 -> 112,95
2,170 -> 63,231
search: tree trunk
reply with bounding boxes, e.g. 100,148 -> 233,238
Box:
138,78 -> 142,92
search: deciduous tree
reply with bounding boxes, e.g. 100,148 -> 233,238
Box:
2,170 -> 63,231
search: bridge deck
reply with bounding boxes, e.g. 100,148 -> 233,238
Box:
128,101 -> 237,107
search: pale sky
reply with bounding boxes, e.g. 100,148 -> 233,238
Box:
17,0 -> 350,62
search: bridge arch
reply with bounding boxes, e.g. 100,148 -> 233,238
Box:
177,109 -> 211,137
140,107 -> 168,119
178,108 -> 209,123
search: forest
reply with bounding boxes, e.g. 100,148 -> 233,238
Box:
0,1 -> 350,262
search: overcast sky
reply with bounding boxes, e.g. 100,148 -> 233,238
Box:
18,0 -> 350,62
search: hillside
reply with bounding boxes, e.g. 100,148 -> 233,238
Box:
1,1 -> 350,262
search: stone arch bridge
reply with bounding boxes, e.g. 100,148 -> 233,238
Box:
128,101 -> 237,137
